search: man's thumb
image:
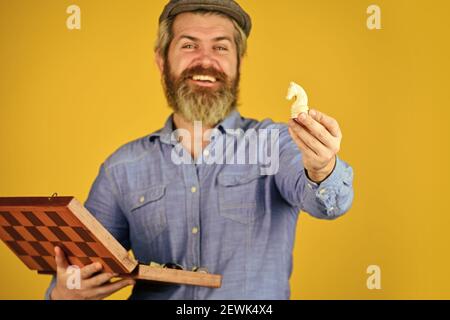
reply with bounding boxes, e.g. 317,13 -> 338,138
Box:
54,246 -> 69,272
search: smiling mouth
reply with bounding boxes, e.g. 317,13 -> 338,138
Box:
191,75 -> 217,82
188,75 -> 220,87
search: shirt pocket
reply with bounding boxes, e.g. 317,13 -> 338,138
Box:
124,185 -> 167,243
217,168 -> 266,224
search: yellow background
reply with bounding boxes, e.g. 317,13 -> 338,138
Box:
1,0 -> 449,299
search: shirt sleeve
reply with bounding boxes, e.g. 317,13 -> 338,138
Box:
274,124 -> 354,219
84,163 -> 131,250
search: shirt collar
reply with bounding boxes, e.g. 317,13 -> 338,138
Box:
149,110 -> 242,145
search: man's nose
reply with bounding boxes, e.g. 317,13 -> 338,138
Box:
194,48 -> 217,68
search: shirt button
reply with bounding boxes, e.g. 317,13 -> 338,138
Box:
192,227 -> 199,234
203,149 -> 210,157
191,186 -> 197,193
319,188 -> 327,195
139,196 -> 145,203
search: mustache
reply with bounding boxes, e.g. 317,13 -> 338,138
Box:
179,65 -> 228,83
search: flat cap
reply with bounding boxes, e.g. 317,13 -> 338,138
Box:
159,0 -> 252,37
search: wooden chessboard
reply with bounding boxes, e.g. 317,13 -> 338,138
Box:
0,196 -> 221,288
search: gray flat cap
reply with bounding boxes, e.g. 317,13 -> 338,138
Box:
159,0 -> 252,37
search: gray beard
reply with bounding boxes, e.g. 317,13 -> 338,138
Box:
162,62 -> 240,127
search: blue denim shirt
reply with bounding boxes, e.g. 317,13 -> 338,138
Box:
45,110 -> 354,300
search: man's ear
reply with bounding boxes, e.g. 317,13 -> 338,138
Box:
155,50 -> 164,75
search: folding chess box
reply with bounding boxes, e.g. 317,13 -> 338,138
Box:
0,197 -> 222,288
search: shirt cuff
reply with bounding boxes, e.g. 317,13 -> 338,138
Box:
44,276 -> 57,300
304,155 -> 354,216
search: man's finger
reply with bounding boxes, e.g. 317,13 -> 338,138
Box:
91,279 -> 135,300
308,109 -> 342,138
295,113 -> 334,148
54,246 -> 69,272
80,262 -> 103,280
289,120 -> 328,156
289,127 -> 316,157
85,272 -> 118,288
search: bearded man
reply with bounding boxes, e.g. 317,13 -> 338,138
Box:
46,0 -> 354,300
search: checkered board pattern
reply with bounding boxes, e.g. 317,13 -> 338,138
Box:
0,197 -> 133,274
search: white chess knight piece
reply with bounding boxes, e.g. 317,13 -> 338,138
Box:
287,82 -> 309,119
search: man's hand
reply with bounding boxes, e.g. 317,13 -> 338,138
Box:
50,246 -> 135,300
288,109 -> 342,183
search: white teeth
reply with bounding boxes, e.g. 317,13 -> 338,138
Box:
192,75 -> 216,83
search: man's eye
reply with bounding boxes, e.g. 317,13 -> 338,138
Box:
216,46 -> 228,51
182,44 -> 195,49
